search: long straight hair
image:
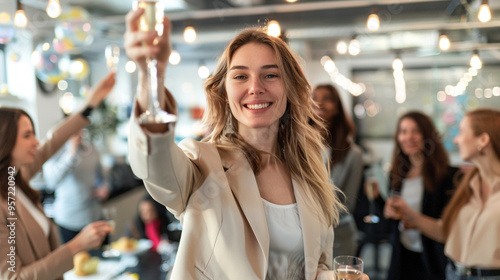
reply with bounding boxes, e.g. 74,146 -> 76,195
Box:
442,108 -> 500,238
0,108 -> 40,204
389,111 -> 450,193
203,28 -> 344,226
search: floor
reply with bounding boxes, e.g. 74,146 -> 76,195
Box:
358,241 -> 392,280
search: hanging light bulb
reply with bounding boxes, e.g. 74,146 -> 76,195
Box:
470,50 -> 482,69
184,25 -> 196,43
348,37 -> 360,56
336,41 -> 347,55
14,0 -> 28,28
392,57 -> 403,71
169,50 -> 181,65
366,7 -> 380,32
267,20 -> 281,37
46,0 -> 62,18
478,0 -> 492,23
438,33 -> 451,51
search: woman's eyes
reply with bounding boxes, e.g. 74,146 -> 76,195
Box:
232,73 -> 279,80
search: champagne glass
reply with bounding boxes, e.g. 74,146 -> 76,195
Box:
133,0 -> 177,124
334,256 -> 363,280
102,207 -> 119,258
105,44 -> 120,72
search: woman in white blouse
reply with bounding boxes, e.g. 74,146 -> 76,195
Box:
124,7 -> 369,280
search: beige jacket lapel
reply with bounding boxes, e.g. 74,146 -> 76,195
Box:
16,200 -> 52,260
294,180 -> 324,280
219,148 -> 269,278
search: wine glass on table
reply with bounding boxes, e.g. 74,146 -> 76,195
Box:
334,256 -> 364,280
132,0 -> 177,124
101,207 -> 119,258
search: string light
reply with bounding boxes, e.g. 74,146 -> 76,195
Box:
14,0 -> 28,28
184,25 -> 196,43
478,0 -> 492,23
267,20 -> 281,37
169,50 -> 181,65
366,7 -> 380,32
470,50 -> 482,69
46,0 -> 62,18
438,32 -> 450,51
320,56 -> 365,96
393,56 -> 406,104
348,36 -> 360,56
336,41 -> 348,55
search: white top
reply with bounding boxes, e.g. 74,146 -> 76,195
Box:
262,198 -> 305,280
399,176 -> 424,253
18,189 -> 50,237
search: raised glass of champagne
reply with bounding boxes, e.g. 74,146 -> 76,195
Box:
334,256 -> 363,280
132,0 -> 177,124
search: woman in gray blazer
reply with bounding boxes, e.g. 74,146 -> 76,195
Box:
124,8 -> 369,280
0,72 -> 115,280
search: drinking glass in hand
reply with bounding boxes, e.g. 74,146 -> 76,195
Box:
334,256 -> 363,280
132,0 -> 177,124
101,207 -> 119,258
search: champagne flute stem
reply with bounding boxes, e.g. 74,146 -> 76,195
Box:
147,58 -> 160,115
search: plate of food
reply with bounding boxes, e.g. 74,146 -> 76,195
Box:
64,252 -> 124,280
111,237 -> 153,256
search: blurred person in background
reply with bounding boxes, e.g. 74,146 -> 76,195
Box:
0,72 -> 116,280
312,84 -> 363,258
390,108 -> 500,280
372,111 -> 458,280
43,128 -> 110,243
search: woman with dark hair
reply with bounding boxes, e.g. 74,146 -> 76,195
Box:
0,72 -> 115,280
312,84 -> 363,258
382,111 -> 458,280
128,194 -> 180,251
392,108 -> 500,280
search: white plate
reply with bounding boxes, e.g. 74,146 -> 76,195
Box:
117,239 -> 153,256
64,260 -> 125,280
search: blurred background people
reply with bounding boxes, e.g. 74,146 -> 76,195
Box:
312,84 -> 363,258
391,108 -> 500,280
43,128 -> 110,243
0,72 -> 115,280
127,194 -> 181,252
382,111 -> 459,280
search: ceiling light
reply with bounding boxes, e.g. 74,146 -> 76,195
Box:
478,0 -> 491,23
286,0 -> 298,2
184,26 -> 196,43
366,7 -> 380,32
267,20 -> 281,37
46,0 -> 62,18
198,65 -> 209,79
14,0 -> 28,28
348,37 -> 360,56
169,50 -> 181,65
323,59 -> 336,73
392,57 -> 403,71
438,33 -> 450,51
470,50 -> 482,69
336,41 -> 347,55
125,60 -> 136,73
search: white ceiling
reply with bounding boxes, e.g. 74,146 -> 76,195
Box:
9,0 -> 500,68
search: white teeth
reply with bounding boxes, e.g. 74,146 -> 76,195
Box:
247,103 -> 270,110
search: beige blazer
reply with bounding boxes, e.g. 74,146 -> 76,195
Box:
129,117 -> 334,280
0,114 -> 89,280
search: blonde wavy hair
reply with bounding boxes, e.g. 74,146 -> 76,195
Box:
202,28 -> 345,227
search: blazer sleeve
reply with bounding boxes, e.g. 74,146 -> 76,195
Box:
128,101 -> 201,217
336,144 -> 364,213
21,113 -> 89,181
0,205 -> 73,280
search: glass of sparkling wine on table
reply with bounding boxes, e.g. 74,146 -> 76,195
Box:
101,207 -> 119,258
132,0 -> 177,124
334,256 -> 363,280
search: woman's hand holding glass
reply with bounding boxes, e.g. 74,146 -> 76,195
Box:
124,2 -> 176,124
66,221 -> 113,255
